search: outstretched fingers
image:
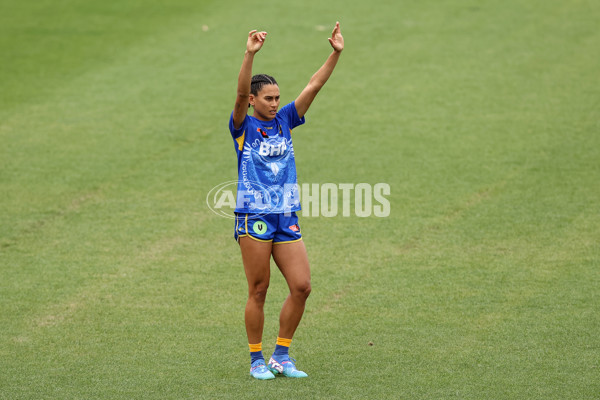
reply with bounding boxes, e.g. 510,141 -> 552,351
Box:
331,21 -> 341,37
328,21 -> 344,52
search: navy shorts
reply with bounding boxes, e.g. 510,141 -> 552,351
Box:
234,212 -> 302,244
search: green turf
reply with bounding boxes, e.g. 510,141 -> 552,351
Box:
1,0 -> 599,398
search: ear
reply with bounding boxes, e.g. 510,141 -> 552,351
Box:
249,94 -> 255,107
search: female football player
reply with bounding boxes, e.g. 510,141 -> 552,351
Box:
229,22 -> 343,380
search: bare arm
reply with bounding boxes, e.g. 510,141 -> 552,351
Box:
233,30 -> 267,130
295,22 -> 344,119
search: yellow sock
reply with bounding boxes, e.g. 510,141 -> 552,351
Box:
276,337 -> 292,347
249,342 -> 263,353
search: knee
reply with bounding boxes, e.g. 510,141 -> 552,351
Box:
292,281 -> 311,300
249,282 -> 269,304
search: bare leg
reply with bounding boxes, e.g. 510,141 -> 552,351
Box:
272,240 -> 311,340
239,237 -> 273,344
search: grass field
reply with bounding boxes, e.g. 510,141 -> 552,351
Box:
1,0 -> 599,398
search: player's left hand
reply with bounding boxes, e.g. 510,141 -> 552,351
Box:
328,21 -> 344,52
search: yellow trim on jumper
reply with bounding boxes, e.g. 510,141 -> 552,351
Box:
273,237 -> 303,245
235,130 -> 246,151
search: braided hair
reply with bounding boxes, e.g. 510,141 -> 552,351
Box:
250,74 -> 278,96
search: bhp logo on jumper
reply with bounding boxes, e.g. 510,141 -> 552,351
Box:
207,182 -> 391,219
259,140 -> 287,156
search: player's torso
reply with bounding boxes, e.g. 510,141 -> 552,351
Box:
236,116 -> 300,213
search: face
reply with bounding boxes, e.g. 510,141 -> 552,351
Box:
250,84 -> 280,121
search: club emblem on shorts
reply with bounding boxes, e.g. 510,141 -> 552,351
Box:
253,221 -> 268,235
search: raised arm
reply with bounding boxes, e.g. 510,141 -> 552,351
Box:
233,30 -> 267,130
295,22 -> 344,119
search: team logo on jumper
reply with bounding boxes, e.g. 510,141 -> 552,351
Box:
257,127 -> 269,138
239,136 -> 299,213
